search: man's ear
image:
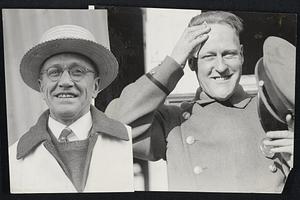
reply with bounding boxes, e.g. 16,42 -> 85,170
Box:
38,79 -> 46,100
240,44 -> 244,64
188,57 -> 198,71
92,77 -> 101,98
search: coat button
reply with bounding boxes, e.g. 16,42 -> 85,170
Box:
193,166 -> 203,174
269,164 -> 277,173
182,112 -> 191,120
186,136 -> 195,145
258,80 -> 264,87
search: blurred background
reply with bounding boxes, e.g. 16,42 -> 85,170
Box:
3,7 -> 296,191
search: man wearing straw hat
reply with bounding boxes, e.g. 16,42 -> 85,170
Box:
106,11 -> 295,192
9,25 -> 134,193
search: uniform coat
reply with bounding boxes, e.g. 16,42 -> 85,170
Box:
106,56 -> 290,192
9,106 -> 134,193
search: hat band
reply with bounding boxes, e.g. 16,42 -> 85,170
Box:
258,85 -> 284,123
257,61 -> 294,124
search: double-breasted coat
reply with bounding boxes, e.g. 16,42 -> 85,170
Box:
106,56 -> 291,192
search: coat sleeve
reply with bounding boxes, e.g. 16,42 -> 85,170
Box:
105,56 -> 184,161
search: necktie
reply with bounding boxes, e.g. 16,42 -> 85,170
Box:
58,127 -> 73,143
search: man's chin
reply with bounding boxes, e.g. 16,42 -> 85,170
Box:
58,111 -> 78,118
50,108 -> 81,124
207,91 -> 234,102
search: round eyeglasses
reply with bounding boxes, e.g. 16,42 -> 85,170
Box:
40,65 -> 96,82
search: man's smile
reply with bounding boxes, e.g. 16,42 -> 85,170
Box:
54,92 -> 79,99
210,74 -> 233,81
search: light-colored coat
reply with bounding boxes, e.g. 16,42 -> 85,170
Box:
9,106 -> 134,193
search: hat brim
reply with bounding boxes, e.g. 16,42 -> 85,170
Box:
20,38 -> 118,92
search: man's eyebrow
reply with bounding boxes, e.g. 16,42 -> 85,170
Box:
41,63 -> 61,72
68,62 -> 82,67
222,49 -> 239,55
198,51 -> 216,58
46,63 -> 62,68
47,62 -> 84,69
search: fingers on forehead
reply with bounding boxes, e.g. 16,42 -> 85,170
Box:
188,27 -> 210,40
188,23 -> 210,32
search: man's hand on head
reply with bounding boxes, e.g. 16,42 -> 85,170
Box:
264,114 -> 294,168
170,21 -> 211,67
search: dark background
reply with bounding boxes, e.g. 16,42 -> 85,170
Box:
0,0 -> 299,200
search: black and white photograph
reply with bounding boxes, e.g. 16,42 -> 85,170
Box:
0,3 -> 298,197
3,9 -> 134,193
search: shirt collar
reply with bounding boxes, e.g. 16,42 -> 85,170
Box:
48,111 -> 92,141
16,106 -> 129,160
195,85 -> 252,109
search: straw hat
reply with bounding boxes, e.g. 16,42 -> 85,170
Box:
20,24 -> 118,92
255,36 -> 295,124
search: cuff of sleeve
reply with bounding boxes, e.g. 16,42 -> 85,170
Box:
146,56 -> 184,94
146,73 -> 170,94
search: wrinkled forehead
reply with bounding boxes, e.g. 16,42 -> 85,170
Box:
40,52 -> 97,72
199,24 -> 241,53
207,23 -> 240,43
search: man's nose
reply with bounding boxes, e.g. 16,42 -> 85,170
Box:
215,56 -> 228,73
58,70 -> 74,87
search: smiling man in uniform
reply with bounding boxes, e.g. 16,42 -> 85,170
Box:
9,25 -> 134,193
106,11 -> 294,192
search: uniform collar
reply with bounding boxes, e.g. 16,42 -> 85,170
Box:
195,85 -> 252,109
16,106 -> 128,160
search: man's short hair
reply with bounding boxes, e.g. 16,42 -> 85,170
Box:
188,11 -> 244,71
188,11 -> 244,36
